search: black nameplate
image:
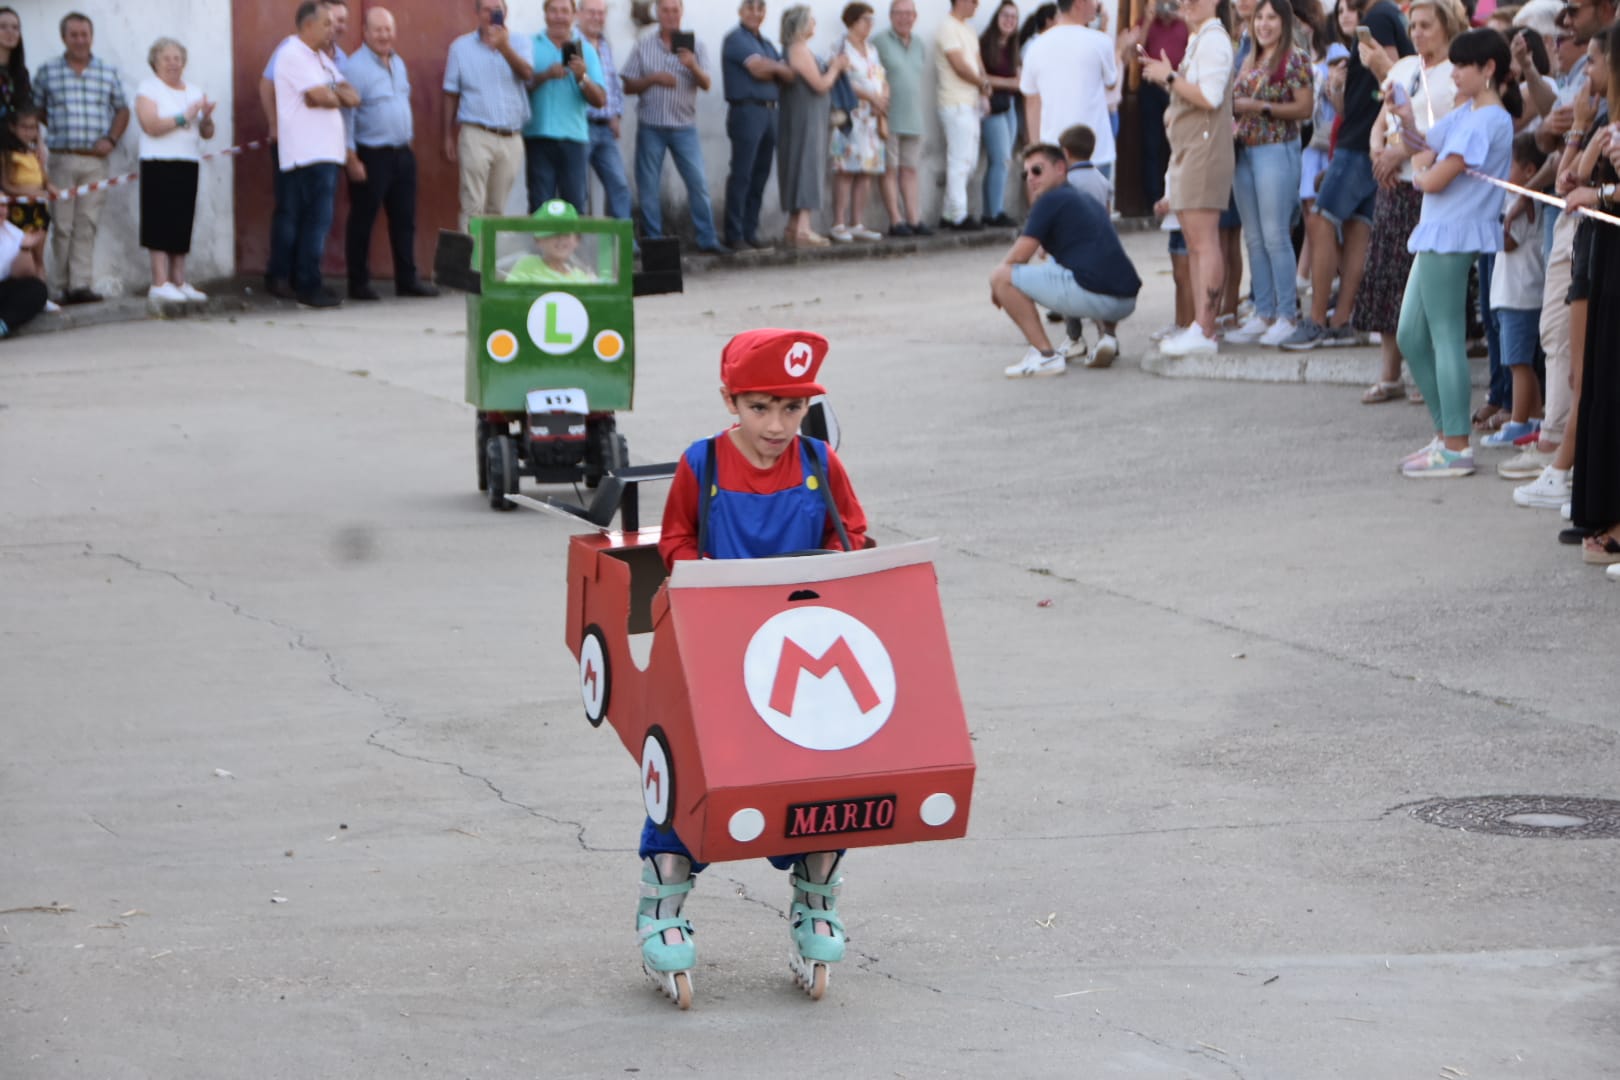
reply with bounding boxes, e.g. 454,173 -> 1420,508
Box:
785,795 -> 898,839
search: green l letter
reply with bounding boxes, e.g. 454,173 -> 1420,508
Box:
544,302 -> 571,346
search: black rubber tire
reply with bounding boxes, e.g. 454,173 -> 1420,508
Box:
475,418 -> 490,493
585,417 -> 625,490
487,434 -> 517,511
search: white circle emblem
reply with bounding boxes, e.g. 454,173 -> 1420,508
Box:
728,808 -> 766,843
640,733 -> 671,825
528,291 -> 590,356
919,793 -> 957,827
579,632 -> 607,723
742,606 -> 895,751
784,341 -> 814,378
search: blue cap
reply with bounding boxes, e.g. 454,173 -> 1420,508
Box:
1326,42 -> 1351,62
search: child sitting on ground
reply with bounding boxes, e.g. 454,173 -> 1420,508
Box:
1481,132 -> 1548,449
1,107 -> 57,307
638,328 -> 868,1009
1055,124 -> 1122,367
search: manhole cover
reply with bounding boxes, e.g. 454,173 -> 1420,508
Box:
1402,796 -> 1620,839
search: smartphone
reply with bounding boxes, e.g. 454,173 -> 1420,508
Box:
672,30 -> 696,53
491,7 -> 505,26
1355,25 -> 1373,44
561,40 -> 580,64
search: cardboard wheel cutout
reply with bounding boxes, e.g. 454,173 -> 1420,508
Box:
641,726 -> 674,831
580,626 -> 610,727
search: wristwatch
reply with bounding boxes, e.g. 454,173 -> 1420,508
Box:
173,113 -> 188,128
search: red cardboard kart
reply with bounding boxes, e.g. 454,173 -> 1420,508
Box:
563,527 -> 975,865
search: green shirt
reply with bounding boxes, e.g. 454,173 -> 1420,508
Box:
871,28 -> 925,137
505,256 -> 597,284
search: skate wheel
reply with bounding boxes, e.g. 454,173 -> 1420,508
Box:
808,963 -> 828,1000
789,953 -> 829,1000
671,971 -> 693,1010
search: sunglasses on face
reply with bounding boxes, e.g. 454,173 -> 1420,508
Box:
1022,164 -> 1047,180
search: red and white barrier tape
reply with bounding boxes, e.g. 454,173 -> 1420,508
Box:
0,138 -> 268,206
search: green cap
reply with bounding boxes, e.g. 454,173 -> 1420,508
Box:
531,199 -> 580,225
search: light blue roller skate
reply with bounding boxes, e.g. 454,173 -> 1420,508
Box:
637,855 -> 695,1009
787,853 -> 845,1000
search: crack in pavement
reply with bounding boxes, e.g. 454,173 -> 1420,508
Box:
86,545 -> 611,853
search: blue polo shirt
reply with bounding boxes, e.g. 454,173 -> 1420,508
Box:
1023,184 -> 1141,298
524,32 -> 604,142
444,30 -> 532,131
721,24 -> 781,104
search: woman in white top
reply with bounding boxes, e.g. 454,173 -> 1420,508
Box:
1351,0 -> 1463,404
134,37 -> 215,303
1141,0 -> 1235,355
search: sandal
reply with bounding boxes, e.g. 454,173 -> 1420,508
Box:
1582,531 -> 1620,565
1406,383 -> 1425,405
1472,403 -> 1503,430
1361,381 -> 1404,404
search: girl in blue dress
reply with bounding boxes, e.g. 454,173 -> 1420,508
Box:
1393,28 -> 1519,479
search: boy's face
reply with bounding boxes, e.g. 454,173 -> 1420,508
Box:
1509,155 -> 1535,186
537,231 -> 580,263
723,390 -> 807,465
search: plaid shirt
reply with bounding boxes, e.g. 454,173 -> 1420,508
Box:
585,34 -> 623,121
35,54 -> 127,151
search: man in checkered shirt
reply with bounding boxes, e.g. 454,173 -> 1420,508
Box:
34,11 -> 129,305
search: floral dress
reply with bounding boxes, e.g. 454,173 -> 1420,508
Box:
830,38 -> 886,176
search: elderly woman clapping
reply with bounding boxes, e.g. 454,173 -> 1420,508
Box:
135,37 -> 215,302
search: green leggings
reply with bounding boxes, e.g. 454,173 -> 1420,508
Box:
1396,251 -> 1477,439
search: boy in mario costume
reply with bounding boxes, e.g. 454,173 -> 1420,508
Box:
636,328 -> 868,1006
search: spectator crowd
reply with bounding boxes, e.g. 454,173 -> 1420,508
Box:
0,0 -> 1613,579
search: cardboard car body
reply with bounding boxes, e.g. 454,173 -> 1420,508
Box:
565,530 -> 975,864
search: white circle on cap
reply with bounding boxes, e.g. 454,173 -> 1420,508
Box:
728,808 -> 766,842
919,793 -> 956,827
784,341 -> 814,378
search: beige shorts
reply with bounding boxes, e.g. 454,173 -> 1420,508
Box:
885,131 -> 922,171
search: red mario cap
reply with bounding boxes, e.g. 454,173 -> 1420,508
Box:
720,329 -> 828,398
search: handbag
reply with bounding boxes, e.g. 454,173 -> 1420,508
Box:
829,69 -> 857,134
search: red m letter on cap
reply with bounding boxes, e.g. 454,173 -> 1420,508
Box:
769,637 -> 881,716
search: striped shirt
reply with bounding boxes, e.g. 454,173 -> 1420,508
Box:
620,32 -> 709,129
585,34 -> 623,121
34,54 -> 127,152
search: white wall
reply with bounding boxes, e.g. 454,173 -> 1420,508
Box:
508,0 -> 1003,237
13,1 -> 234,294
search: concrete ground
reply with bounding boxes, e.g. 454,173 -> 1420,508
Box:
3,232 -> 1617,1080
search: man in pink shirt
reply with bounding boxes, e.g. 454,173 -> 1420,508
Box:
274,1 -> 359,308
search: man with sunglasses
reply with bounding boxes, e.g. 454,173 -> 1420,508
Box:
990,143 -> 1139,377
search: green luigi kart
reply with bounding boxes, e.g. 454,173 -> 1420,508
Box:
435,199 -> 683,511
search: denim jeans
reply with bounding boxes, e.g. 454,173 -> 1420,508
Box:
524,137 -> 590,213
724,103 -> 778,245
634,123 -> 719,247
266,143 -> 294,283
588,121 -> 633,220
281,162 -> 339,296
980,108 -> 1016,220
1478,254 -> 1510,407
1232,139 -> 1302,320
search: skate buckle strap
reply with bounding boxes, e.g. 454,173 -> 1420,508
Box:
637,915 -> 695,943
640,877 -> 695,900
788,874 -> 842,900
790,901 -> 846,935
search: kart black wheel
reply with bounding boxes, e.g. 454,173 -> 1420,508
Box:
584,418 -> 626,490
487,434 -> 518,512
579,625 -> 611,728
475,417 -> 490,493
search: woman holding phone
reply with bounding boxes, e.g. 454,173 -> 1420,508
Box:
1142,0 -> 1236,356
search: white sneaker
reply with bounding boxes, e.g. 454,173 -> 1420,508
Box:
1498,445 -> 1554,479
829,225 -> 854,243
1004,346 -> 1067,378
1088,333 -> 1118,369
1512,466 -> 1572,509
177,282 -> 207,301
1562,501 -> 1573,521
1224,315 -> 1270,343
1055,335 -> 1088,361
1150,323 -> 1182,342
1607,563 -> 1620,582
1159,324 -> 1217,356
149,282 -> 186,302
1259,318 -> 1296,347
850,225 -> 883,241
42,299 -> 60,313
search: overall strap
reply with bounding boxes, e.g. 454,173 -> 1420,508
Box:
803,439 -> 853,553
696,437 -> 718,559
